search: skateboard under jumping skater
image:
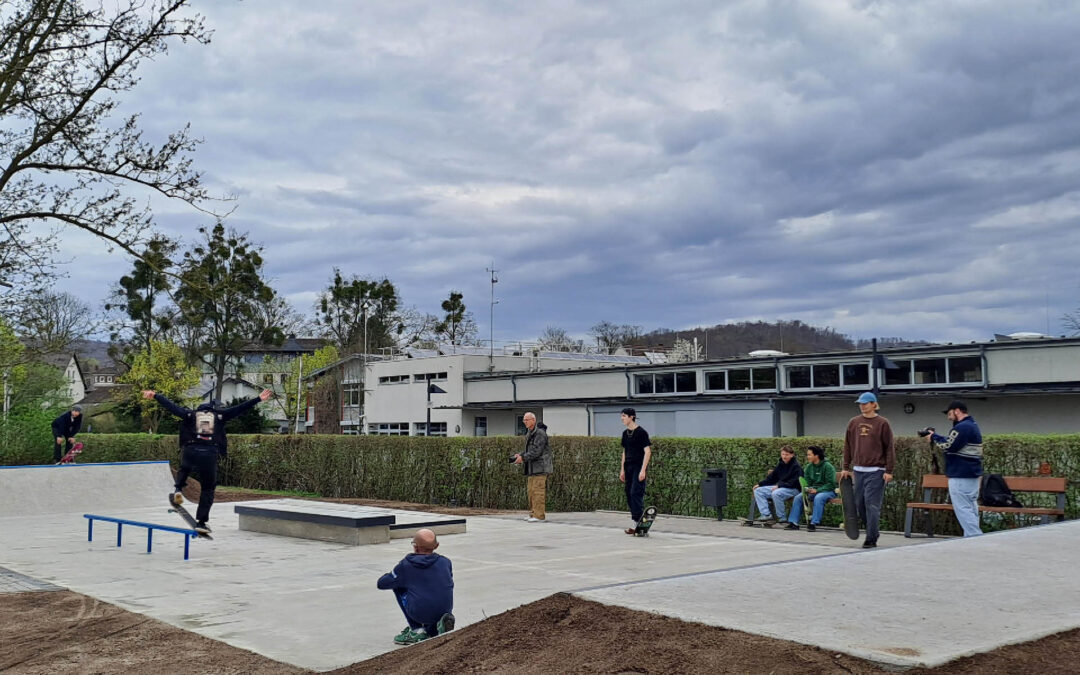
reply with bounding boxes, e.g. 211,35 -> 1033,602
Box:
633,505 -> 658,536
838,476 -> 860,540
56,442 -> 84,464
168,493 -> 213,539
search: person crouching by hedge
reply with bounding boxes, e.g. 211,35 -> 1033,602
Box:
377,528 -> 456,645
513,412 -> 552,522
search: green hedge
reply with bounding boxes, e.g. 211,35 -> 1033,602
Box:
17,433 -> 1080,535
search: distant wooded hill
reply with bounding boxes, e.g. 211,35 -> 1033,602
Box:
633,321 -> 928,359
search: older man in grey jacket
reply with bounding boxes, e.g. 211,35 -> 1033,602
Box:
513,412 -> 553,522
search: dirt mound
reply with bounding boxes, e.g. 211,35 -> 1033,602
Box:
329,593 -> 886,674
0,591 -> 302,674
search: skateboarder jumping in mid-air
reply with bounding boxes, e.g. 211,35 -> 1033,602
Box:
143,388 -> 272,534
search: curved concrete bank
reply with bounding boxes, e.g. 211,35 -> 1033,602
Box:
0,462 -> 174,518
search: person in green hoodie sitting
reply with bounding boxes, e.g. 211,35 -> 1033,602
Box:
789,445 -> 838,532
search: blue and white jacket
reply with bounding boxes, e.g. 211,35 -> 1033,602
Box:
931,416 -> 984,479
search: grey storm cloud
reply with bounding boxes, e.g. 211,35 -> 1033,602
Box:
50,0 -> 1080,345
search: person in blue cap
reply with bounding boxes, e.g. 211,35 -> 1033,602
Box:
839,392 -> 895,548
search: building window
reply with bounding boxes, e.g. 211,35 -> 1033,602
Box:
913,359 -> 947,384
842,363 -> 869,386
636,371 -> 696,394
948,357 -> 982,383
474,416 -> 488,437
414,372 -> 449,382
675,371 -> 696,393
343,383 -> 361,406
515,415 -> 527,436
728,369 -> 752,390
884,360 -> 912,385
263,374 -> 274,384
635,374 -> 654,394
705,371 -> 726,390
787,366 -> 811,389
813,364 -> 840,388
280,373 -> 288,384
415,422 -> 447,437
342,424 -> 359,436
378,375 -> 410,385
368,422 -> 408,435
655,373 -> 675,394
752,368 -> 777,389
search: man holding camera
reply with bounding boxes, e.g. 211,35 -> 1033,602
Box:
513,412 -> 552,522
925,400 -> 983,537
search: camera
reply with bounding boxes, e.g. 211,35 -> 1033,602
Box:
917,427 -> 935,437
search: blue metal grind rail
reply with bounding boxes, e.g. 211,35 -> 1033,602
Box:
84,514 -> 200,560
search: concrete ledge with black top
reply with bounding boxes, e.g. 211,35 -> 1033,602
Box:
904,475 -> 1067,537
234,498 -> 467,545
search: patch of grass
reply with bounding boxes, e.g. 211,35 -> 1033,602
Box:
218,486 -> 323,499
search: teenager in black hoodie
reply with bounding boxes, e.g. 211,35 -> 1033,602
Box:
749,445 -> 803,527
142,388 -> 271,532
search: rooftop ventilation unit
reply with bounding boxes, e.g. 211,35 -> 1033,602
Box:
748,349 -> 788,358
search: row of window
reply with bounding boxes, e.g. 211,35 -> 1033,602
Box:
378,372 -> 449,385
634,356 -> 984,395
367,422 -> 448,436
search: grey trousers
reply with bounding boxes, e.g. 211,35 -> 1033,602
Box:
853,469 -> 886,543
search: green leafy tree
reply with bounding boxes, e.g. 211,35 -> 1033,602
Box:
0,0 -> 211,310
435,290 -> 479,346
119,340 -> 200,432
174,223 -> 283,400
1,317 -> 70,463
224,396 -> 272,434
105,236 -> 179,365
315,269 -> 400,352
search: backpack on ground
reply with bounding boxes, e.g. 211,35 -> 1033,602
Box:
980,473 -> 1023,508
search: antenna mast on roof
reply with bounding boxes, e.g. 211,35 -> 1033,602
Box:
487,264 -> 499,371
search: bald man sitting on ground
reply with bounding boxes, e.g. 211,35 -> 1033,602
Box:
377,528 -> 455,645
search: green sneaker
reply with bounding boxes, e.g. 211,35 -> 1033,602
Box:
436,612 -> 455,635
393,627 -> 429,645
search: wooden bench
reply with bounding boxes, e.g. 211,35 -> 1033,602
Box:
904,475 -> 1067,538
746,491 -> 842,522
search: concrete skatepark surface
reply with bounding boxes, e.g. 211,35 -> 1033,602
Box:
1,462 -> 1078,671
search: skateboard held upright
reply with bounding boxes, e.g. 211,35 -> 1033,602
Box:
839,476 -> 860,540
168,492 -> 213,539
56,442 -> 84,464
634,505 -> 658,536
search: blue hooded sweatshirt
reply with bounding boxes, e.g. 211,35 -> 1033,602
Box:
377,552 -> 454,625
931,415 -> 984,479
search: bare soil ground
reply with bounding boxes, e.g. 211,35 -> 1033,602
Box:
6,486 -> 1079,674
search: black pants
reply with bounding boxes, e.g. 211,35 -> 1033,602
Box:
53,438 -> 72,462
624,466 -> 647,522
175,445 -> 219,523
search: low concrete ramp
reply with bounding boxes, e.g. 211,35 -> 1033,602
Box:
0,462 -> 174,518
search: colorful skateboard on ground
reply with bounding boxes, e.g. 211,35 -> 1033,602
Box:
56,442 -> 84,464
168,493 -> 213,539
633,505 -> 658,536
839,476 -> 860,540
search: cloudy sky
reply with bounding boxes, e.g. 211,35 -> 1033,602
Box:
55,0 -> 1080,346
